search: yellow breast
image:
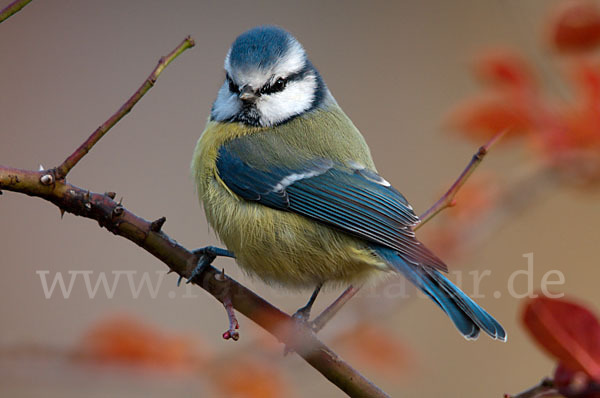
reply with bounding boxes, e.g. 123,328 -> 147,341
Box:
191,111 -> 386,289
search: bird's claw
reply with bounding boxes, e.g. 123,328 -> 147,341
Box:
176,246 -> 234,286
193,246 -> 235,259
185,254 -> 215,284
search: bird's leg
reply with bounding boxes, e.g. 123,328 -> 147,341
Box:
177,245 -> 235,286
311,285 -> 361,333
292,284 -> 322,323
284,284 -> 322,355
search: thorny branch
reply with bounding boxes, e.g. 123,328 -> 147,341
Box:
0,32 -> 389,398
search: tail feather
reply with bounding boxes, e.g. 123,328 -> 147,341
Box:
376,247 -> 507,341
423,267 -> 507,341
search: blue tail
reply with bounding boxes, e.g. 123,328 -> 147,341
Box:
376,246 -> 507,341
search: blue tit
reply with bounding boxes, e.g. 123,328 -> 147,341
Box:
192,25 -> 506,341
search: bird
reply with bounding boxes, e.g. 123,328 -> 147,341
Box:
191,25 -> 506,341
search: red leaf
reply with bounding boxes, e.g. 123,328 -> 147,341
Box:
572,60 -> 600,106
522,296 -> 600,380
446,94 -> 532,141
549,1 -> 600,52
474,50 -> 536,90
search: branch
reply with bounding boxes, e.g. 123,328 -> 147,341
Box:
0,38 -> 389,398
54,35 -> 195,180
416,128 -> 507,230
0,0 -> 32,23
0,166 -> 389,398
504,378 -> 556,398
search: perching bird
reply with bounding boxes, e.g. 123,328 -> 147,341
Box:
192,25 -> 506,341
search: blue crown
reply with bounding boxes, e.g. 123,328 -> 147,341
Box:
229,26 -> 297,70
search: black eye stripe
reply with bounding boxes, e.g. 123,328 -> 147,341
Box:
226,67 -> 310,97
260,77 -> 286,95
259,70 -> 306,95
226,74 -> 239,94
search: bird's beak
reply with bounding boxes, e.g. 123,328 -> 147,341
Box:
239,85 -> 258,102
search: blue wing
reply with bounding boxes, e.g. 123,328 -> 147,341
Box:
216,144 -> 447,272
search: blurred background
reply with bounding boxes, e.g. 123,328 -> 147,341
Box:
1,0 -> 600,396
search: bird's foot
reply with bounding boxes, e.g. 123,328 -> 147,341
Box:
193,246 -> 235,259
291,306 -> 313,325
176,245 -> 235,286
283,307 -> 315,355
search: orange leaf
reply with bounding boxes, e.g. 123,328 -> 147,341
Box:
334,322 -> 412,379
549,0 -> 600,52
79,315 -> 207,372
522,296 -> 600,380
213,356 -> 293,398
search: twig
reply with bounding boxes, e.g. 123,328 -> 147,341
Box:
504,378 -> 556,398
0,0 -> 32,23
54,36 -> 195,180
416,128 -> 507,230
312,285 -> 360,333
0,38 -> 389,398
219,271 -> 240,341
309,132 -> 505,330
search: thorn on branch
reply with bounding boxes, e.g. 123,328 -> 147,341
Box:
83,191 -> 92,210
216,268 -> 227,281
59,207 -> 65,219
39,173 -> 54,186
112,204 -> 124,218
150,216 -> 166,232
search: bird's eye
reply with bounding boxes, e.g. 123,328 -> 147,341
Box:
272,78 -> 287,92
261,77 -> 287,95
227,76 -> 239,94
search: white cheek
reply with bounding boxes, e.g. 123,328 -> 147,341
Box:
257,77 -> 316,125
211,83 -> 240,121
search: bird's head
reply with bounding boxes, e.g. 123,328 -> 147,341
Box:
211,26 -> 327,127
